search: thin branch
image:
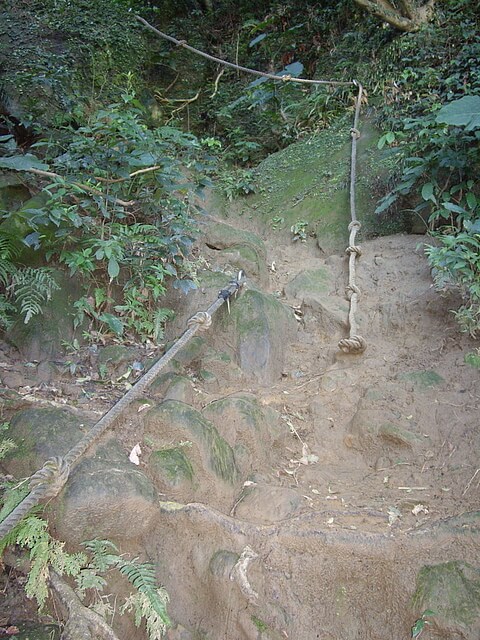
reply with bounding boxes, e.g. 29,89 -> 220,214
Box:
93,165 -> 163,184
27,168 -> 135,206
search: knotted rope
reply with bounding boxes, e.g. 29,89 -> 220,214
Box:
0,272 -> 246,540
338,82 -> 367,354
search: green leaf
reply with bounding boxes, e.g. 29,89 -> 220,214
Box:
0,154 -> 49,171
466,192 -> 477,210
436,96 -> 480,131
99,312 -> 124,336
421,182 -> 434,202
411,619 -> 425,638
108,257 -> 120,280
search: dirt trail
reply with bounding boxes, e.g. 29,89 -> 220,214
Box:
1,210 -> 479,639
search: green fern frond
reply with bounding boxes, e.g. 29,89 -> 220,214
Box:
82,538 -> 121,572
0,232 -> 22,262
0,437 -> 16,460
9,267 -> 60,324
122,590 -> 170,640
119,560 -> 171,630
0,480 -> 29,525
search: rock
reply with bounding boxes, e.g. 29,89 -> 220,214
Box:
202,393 -> 281,474
345,407 -> 422,458
55,439 -> 158,543
171,336 -> 207,365
203,219 -> 266,258
3,407 -> 88,477
412,562 -> 480,639
217,243 -> 268,284
149,372 -> 196,404
1,370 -> 25,389
209,549 -> 239,578
97,344 -> 138,378
284,268 -> 348,334
144,400 -> 239,488
231,289 -> 296,384
234,483 -> 302,524
149,447 -> 194,492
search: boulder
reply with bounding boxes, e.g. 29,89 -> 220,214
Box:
55,439 -> 158,543
412,561 -> 480,640
234,483 -> 302,524
231,290 -> 296,384
143,400 -> 239,503
202,393 -> 282,475
284,268 -> 348,334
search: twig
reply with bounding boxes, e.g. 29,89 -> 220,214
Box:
462,469 -> 480,496
210,68 -> 226,98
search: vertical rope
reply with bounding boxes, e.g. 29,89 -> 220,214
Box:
338,82 -> 367,355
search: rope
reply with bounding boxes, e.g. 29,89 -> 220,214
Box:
0,271 -> 246,540
135,16 -> 353,88
338,83 -> 367,355
134,15 -> 368,354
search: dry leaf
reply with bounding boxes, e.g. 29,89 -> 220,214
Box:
129,443 -> 142,465
412,504 -> 429,516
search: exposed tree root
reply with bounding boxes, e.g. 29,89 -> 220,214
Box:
49,570 -> 121,640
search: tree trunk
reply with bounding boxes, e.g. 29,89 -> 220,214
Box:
353,0 -> 435,32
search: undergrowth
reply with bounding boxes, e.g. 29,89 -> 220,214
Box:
0,517 -> 170,639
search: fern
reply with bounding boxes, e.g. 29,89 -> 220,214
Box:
9,267 -> 60,324
0,521 -> 171,637
0,437 -> 16,460
119,560 -> 171,632
82,538 -> 121,572
121,590 -> 170,640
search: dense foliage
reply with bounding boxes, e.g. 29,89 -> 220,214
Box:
0,0 -> 479,340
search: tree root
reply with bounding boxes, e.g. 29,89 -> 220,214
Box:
49,570 -> 121,640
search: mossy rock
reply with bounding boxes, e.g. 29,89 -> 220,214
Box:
144,400 -> 238,485
397,370 -> 445,389
413,562 -> 480,637
231,289 -> 296,383
240,118 -> 403,249
56,439 -> 158,544
97,344 -> 138,377
3,407 -> 88,477
202,393 -> 281,473
284,267 -> 348,332
149,447 -> 194,487
203,219 -> 266,256
218,243 -> 267,283
171,336 -> 207,365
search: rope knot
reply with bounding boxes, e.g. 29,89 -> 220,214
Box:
187,311 -> 212,331
350,127 -> 360,139
345,284 -> 361,300
338,335 -> 367,354
346,244 -> 362,257
348,221 -> 362,232
29,456 -> 70,498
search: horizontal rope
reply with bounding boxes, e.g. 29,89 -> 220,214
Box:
135,16 -> 353,88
